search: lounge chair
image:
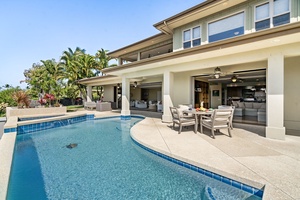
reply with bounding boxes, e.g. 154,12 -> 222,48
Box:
170,107 -> 197,134
84,102 -> 96,110
200,109 -> 233,138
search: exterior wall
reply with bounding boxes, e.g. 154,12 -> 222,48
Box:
131,88 -> 142,100
148,88 -> 160,101
284,56 -> 300,136
103,85 -> 114,102
210,83 -> 222,108
173,0 -> 251,51
173,72 -> 192,107
173,0 -> 299,51
291,0 -> 299,22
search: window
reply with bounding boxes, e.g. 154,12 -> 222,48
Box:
255,0 -> 290,31
208,12 -> 244,43
183,26 -> 201,49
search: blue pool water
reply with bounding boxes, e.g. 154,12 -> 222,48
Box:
7,117 -> 262,199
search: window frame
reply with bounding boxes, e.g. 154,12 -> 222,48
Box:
254,0 -> 290,31
182,26 -> 201,49
207,10 -> 245,43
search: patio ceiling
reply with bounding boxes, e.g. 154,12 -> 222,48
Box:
195,68 -> 266,85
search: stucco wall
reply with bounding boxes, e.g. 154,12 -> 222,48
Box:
284,56 -> 300,135
103,85 -> 114,102
173,72 -> 192,107
210,83 -> 222,109
148,88 -> 161,101
131,88 -> 141,100
173,0 -> 251,51
173,0 -> 299,51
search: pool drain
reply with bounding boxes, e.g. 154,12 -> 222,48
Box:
66,143 -> 78,149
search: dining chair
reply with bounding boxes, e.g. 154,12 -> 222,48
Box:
200,109 -> 233,139
169,107 -> 197,134
217,105 -> 235,129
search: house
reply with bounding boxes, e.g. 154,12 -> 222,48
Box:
78,0 -> 300,140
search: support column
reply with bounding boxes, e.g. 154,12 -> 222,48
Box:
266,52 -> 285,140
162,71 -> 174,122
121,77 -> 131,118
118,58 -> 123,66
137,52 -> 141,61
87,86 -> 92,102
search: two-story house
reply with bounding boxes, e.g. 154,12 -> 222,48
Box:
78,0 -> 300,140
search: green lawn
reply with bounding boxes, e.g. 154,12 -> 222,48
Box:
66,105 -> 84,112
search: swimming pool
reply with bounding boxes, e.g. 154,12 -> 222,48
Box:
7,116 -> 262,199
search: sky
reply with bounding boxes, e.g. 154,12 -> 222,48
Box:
0,0 -> 204,89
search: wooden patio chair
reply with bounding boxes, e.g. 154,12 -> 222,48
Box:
169,107 -> 197,134
200,109 -> 233,139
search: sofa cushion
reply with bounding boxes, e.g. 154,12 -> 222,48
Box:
232,101 -> 239,107
178,105 -> 190,110
178,105 -> 193,117
260,103 -> 266,109
237,102 -> 245,108
253,103 -> 262,109
244,102 -> 253,108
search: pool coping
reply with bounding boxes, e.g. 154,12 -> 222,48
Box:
1,113 -> 266,199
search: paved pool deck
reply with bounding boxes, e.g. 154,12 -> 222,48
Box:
129,111 -> 300,200
1,110 -> 299,199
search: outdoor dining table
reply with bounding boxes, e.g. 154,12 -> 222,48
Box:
183,109 -> 213,127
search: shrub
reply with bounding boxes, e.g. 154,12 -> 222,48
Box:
12,91 -> 30,108
0,102 -> 8,116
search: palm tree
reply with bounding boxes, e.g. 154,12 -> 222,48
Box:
95,49 -> 116,75
40,59 -> 65,103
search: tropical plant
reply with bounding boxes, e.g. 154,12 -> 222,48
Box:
12,90 -> 30,108
23,59 -> 65,103
0,85 -> 21,107
60,47 -> 106,101
0,102 -> 8,116
22,47 -> 114,104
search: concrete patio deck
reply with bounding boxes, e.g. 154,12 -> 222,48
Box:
1,110 -> 299,199
129,111 -> 300,200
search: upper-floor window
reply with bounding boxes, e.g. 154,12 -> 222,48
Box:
208,12 -> 244,43
255,0 -> 290,31
183,26 -> 201,49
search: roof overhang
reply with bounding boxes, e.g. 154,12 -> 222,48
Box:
107,33 -> 172,58
77,75 -> 121,86
154,0 -> 247,34
102,22 -> 300,76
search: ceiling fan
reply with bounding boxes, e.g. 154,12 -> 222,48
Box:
211,67 -> 229,79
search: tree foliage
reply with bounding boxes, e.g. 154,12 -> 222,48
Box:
23,47 -> 113,102
0,85 -> 22,107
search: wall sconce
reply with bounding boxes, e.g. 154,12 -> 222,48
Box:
231,75 -> 237,82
